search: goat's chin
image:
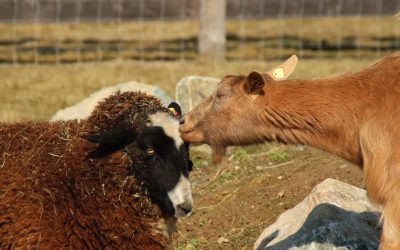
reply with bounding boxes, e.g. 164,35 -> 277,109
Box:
179,130 -> 205,143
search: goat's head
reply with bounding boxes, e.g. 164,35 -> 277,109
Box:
179,55 -> 298,163
84,102 -> 193,218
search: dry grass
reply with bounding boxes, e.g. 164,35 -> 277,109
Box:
0,57 -> 378,122
1,16 -> 397,43
0,15 -> 396,122
227,16 -> 399,41
0,16 -> 398,63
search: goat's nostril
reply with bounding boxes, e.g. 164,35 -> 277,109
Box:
177,203 -> 192,215
179,117 -> 186,125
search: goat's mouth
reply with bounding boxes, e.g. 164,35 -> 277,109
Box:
178,123 -> 195,133
179,129 -> 205,143
178,125 -> 193,133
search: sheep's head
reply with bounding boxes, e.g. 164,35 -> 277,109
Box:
84,102 -> 193,218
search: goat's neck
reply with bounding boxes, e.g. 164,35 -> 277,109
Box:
258,79 -> 362,165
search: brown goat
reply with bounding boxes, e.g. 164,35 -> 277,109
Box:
179,52 -> 400,249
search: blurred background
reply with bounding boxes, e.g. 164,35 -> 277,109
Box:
0,0 -> 399,122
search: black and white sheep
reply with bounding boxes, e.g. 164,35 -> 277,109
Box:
0,91 -> 193,249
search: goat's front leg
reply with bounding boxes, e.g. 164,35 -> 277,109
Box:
379,186 -> 400,250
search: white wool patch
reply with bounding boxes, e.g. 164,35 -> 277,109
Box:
149,112 -> 184,149
167,174 -> 193,218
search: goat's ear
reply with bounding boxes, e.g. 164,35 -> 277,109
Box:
83,122 -> 137,146
244,71 -> 266,94
266,54 -> 298,81
168,102 -> 182,118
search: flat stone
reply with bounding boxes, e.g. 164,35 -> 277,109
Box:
51,81 -> 173,122
254,178 -> 381,250
175,76 -> 220,114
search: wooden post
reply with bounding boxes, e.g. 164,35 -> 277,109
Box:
199,0 -> 226,61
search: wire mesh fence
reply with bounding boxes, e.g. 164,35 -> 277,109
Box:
0,0 -> 399,64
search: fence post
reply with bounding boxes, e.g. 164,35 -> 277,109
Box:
199,0 -> 226,61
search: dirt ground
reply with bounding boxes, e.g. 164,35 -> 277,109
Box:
171,143 -> 364,250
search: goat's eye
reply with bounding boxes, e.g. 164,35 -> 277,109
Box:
146,148 -> 155,155
216,92 -> 224,99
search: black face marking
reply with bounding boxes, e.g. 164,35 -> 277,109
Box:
128,126 -> 192,217
188,159 -> 193,172
181,142 -> 192,173
84,111 -> 193,218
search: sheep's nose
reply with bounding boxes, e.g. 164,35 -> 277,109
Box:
179,116 -> 186,125
177,202 -> 192,216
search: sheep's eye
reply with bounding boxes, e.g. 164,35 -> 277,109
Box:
146,148 -> 155,155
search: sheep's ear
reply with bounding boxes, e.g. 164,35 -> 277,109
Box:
266,54 -> 298,81
168,102 -> 182,118
244,71 -> 266,94
83,122 -> 137,146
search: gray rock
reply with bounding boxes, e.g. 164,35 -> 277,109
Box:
175,76 -> 220,114
175,76 -> 220,152
51,81 -> 174,122
254,178 -> 381,250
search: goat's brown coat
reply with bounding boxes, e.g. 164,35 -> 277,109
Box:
179,52 -> 400,249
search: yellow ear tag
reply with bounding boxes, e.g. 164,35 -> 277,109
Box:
168,107 -> 178,117
273,68 -> 285,79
